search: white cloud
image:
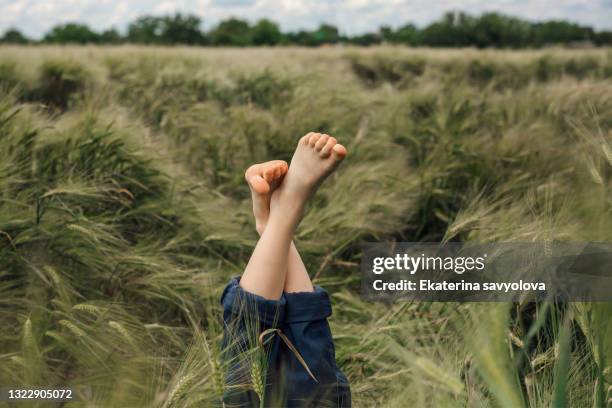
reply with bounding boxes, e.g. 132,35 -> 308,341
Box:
0,0 -> 610,39
154,2 -> 176,14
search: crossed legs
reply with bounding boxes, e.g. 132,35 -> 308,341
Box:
224,135 -> 350,406
239,133 -> 347,300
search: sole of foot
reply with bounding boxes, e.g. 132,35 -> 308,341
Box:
245,160 -> 289,233
270,132 -> 347,223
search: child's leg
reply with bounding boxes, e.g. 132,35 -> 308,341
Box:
246,160 -> 288,235
240,133 -> 345,300
221,160 -> 289,405
244,135 -> 351,406
285,242 -> 314,292
247,162 -> 312,293
277,136 -> 350,406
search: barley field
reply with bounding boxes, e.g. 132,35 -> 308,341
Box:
0,45 -> 611,407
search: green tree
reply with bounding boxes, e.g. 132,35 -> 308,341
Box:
1,28 -> 29,44
209,18 -> 252,46
380,24 -> 419,45
160,13 -> 205,45
313,24 -> 340,45
29,11 -> 612,48
99,28 -> 122,44
531,21 -> 594,46
470,13 -> 531,48
420,11 -> 472,47
594,31 -> 612,46
290,24 -> 340,46
127,16 -> 163,44
350,33 -> 380,46
379,26 -> 394,43
286,30 -> 308,45
44,23 -> 100,44
252,19 -> 283,45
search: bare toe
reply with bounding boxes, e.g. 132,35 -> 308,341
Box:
320,137 -> 337,157
248,173 -> 270,194
246,160 -> 290,195
315,134 -> 329,151
332,144 -> 347,161
262,166 -> 274,183
263,160 -> 287,182
300,132 -> 314,145
309,133 -> 321,147
245,164 -> 268,192
270,134 -> 347,220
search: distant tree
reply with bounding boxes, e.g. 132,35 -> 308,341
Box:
350,33 -> 381,46
531,21 -> 594,46
209,18 -> 252,46
395,24 -> 419,45
379,26 -> 394,43
291,24 -> 340,46
285,30 -> 308,45
470,13 -> 531,48
99,28 -> 122,44
252,19 -> 283,45
160,13 -> 205,44
593,30 -> 612,46
1,28 -> 29,44
44,23 -> 100,44
392,23 -> 419,45
127,16 -> 163,44
420,11 -> 472,47
313,24 -> 340,45
26,11 -> 612,48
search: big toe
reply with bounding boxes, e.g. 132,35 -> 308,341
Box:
331,144 -> 347,162
248,174 -> 270,194
245,164 -> 270,194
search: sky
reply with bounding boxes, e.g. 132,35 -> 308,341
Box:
1,0 -> 611,39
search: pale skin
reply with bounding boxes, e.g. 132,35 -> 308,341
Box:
240,132 -> 347,300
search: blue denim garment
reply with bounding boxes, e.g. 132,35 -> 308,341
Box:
221,277 -> 351,407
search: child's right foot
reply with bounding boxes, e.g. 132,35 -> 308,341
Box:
270,132 -> 346,227
245,160 -> 288,234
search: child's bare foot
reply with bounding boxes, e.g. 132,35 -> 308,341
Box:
245,160 -> 288,234
270,132 -> 346,227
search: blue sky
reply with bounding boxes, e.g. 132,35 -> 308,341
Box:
1,0 -> 611,39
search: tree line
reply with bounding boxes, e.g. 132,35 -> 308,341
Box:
2,11 -> 611,47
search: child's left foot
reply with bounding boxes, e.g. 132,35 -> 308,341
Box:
245,160 -> 288,234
